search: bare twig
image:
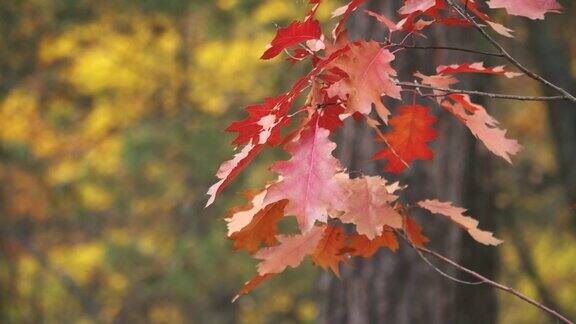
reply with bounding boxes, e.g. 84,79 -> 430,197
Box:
393,229 -> 484,285
445,0 -> 576,103
397,81 -> 568,101
412,244 -> 574,324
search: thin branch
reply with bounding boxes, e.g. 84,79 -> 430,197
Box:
414,245 -> 574,324
397,81 -> 569,101
445,0 -> 576,103
394,229 -> 484,285
393,43 -> 504,57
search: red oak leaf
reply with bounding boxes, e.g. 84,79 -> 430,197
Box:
365,10 -> 402,31
399,0 -> 436,15
225,96 -> 290,146
232,273 -> 276,302
437,62 -> 522,78
373,105 -> 438,174
332,0 -> 366,37
487,0 -> 562,20
317,106 -> 345,132
227,190 -> 288,254
265,124 -> 346,232
336,175 -> 403,239
404,216 -> 429,247
307,81 -> 346,132
255,225 -> 325,275
310,225 -> 349,276
441,94 -> 522,163
485,21 -> 515,38
456,0 -> 515,37
418,199 -> 503,245
328,41 -> 401,120
206,143 -> 263,207
366,10 -> 433,33
226,190 -> 266,234
414,71 -> 460,98
261,19 -> 322,60
349,229 -> 399,257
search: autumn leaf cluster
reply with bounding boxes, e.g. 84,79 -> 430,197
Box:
206,0 -> 563,299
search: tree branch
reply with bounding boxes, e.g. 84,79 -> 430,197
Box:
393,43 -> 504,57
445,0 -> 576,103
397,81 -> 568,101
413,245 -> 574,324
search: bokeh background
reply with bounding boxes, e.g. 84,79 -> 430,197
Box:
0,0 -> 574,323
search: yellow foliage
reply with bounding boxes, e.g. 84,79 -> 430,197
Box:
150,304 -> 185,324
79,183 -> 114,211
217,0 -> 238,11
254,0 -> 297,23
0,88 -> 39,143
191,34 -> 275,114
51,243 -> 105,283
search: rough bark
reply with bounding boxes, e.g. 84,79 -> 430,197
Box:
319,2 -> 498,323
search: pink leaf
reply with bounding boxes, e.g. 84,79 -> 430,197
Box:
336,175 -> 403,239
418,199 -> 503,246
328,41 -> 401,120
255,225 -> 325,274
441,94 -> 522,163
398,0 -> 436,15
487,0 -> 562,20
265,124 -> 346,232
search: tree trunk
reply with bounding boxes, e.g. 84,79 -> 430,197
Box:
526,17 -> 576,229
319,2 -> 498,323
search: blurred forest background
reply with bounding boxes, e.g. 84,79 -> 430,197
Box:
0,0 -> 574,323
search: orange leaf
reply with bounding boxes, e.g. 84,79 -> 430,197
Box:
404,216 -> 429,247
232,273 -> 276,302
327,41 -> 401,120
417,199 -> 502,246
349,228 -> 399,257
336,175 -> 403,239
373,105 -> 438,173
255,225 -> 325,275
228,199 -> 288,254
310,225 -> 349,277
